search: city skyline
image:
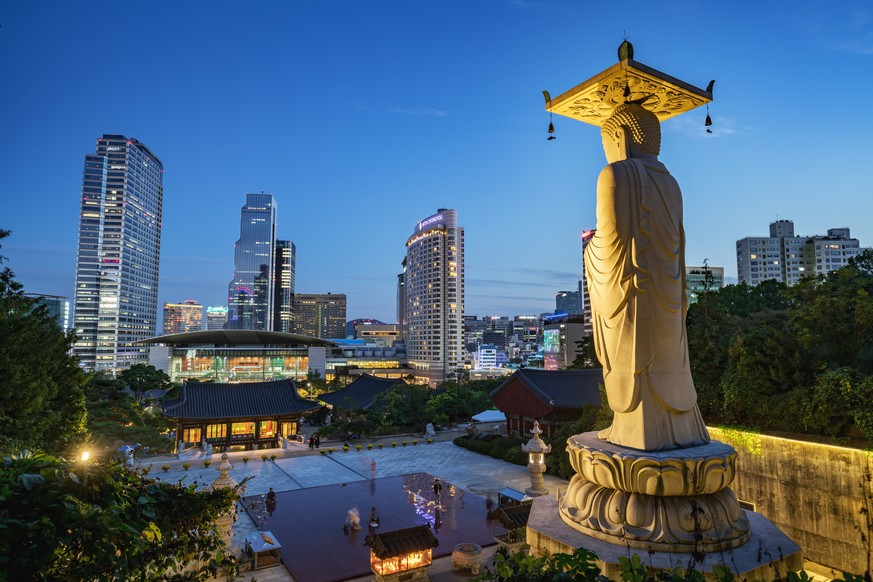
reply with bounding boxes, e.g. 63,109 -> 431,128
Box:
3,2 -> 873,324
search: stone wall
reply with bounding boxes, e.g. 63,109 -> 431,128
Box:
709,427 -> 873,575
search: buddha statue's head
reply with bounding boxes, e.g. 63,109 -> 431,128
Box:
601,102 -> 661,163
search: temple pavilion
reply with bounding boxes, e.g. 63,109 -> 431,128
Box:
162,378 -> 320,452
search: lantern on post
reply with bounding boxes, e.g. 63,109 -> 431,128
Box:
522,420 -> 551,497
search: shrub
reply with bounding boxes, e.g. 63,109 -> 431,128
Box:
401,441 -> 407,447
378,443 -> 384,449
203,460 -> 211,468
261,455 -> 267,462
242,457 -> 249,463
356,444 -> 362,451
320,450 -> 327,455
426,438 -> 433,444
391,442 -> 397,448
328,447 -> 335,454
182,462 -> 190,470
161,465 -> 170,472
367,443 -> 373,450
140,466 -> 152,475
412,440 -> 418,446
343,446 -> 349,452
270,455 -> 277,462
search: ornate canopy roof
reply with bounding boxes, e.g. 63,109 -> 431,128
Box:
163,379 -> 320,420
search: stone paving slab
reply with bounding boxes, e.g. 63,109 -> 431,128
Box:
274,454 -> 368,488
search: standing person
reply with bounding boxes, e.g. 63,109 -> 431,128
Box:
433,478 -> 443,501
315,434 -> 320,448
308,435 -> 314,450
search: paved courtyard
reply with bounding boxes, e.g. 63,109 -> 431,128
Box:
139,435 -> 568,581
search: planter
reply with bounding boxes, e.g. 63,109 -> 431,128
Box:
452,543 -> 483,574
182,462 -> 190,470
378,443 -> 384,449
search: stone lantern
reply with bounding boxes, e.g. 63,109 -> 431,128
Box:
522,420 -> 551,497
211,452 -> 238,547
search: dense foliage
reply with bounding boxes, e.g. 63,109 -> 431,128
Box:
453,434 -> 529,466
321,378 -> 501,436
0,450 -> 239,581
0,231 -> 88,453
84,371 -> 176,455
0,231 -> 238,579
687,251 -> 873,440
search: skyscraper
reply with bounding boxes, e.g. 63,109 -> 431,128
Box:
273,240 -> 296,333
24,293 -> 70,330
226,193 -> 277,330
205,306 -> 228,330
292,293 -> 347,339
555,290 -> 581,315
404,209 -> 465,385
73,134 -> 163,372
162,300 -> 203,334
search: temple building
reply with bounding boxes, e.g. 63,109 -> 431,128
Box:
490,368 -> 602,437
162,378 -> 319,452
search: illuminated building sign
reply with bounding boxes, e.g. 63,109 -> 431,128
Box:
414,213 -> 445,234
543,329 -> 561,353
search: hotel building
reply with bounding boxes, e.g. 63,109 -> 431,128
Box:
162,300 -> 203,334
403,209 -> 465,385
73,134 -> 163,372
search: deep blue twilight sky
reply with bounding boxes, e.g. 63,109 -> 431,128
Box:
2,1 -> 872,324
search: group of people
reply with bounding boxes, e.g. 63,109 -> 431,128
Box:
307,434 -> 320,449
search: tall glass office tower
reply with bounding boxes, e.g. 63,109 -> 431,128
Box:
226,193 -> 278,330
73,134 -> 164,372
404,209 -> 465,385
273,239 -> 296,333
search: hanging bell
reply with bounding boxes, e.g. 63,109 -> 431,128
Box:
548,121 -> 555,134
705,114 -> 712,127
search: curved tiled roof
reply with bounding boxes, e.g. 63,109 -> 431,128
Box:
364,525 -> 439,559
319,374 -> 406,410
491,368 -> 603,409
163,379 -> 320,419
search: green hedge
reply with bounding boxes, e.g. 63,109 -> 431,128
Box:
453,435 -> 528,466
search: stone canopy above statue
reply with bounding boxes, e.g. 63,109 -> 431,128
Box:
546,47 -> 712,126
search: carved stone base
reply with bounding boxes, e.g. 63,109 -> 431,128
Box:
559,474 -> 750,552
559,432 -> 750,552
530,495 -> 802,581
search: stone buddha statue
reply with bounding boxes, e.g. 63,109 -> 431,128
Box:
584,101 -> 710,451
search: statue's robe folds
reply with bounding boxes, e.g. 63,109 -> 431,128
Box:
584,157 -> 710,451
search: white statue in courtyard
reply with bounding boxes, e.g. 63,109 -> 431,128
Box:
585,101 -> 710,451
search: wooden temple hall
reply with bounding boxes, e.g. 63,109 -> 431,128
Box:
162,379 -> 320,452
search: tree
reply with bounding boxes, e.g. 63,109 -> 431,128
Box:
0,450 -> 239,580
0,231 -> 88,453
120,363 -> 172,403
566,335 -> 598,370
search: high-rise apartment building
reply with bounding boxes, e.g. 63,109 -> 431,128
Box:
273,240 -> 296,333
73,134 -> 163,372
404,209 -> 465,385
737,220 -> 865,286
293,293 -> 347,339
162,300 -> 203,334
226,193 -> 277,330
205,306 -> 228,330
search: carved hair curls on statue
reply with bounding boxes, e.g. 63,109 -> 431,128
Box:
601,101 -> 661,156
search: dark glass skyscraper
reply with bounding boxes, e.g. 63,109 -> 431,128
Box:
273,239 -> 296,333
226,193 -> 277,330
73,134 -> 163,372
